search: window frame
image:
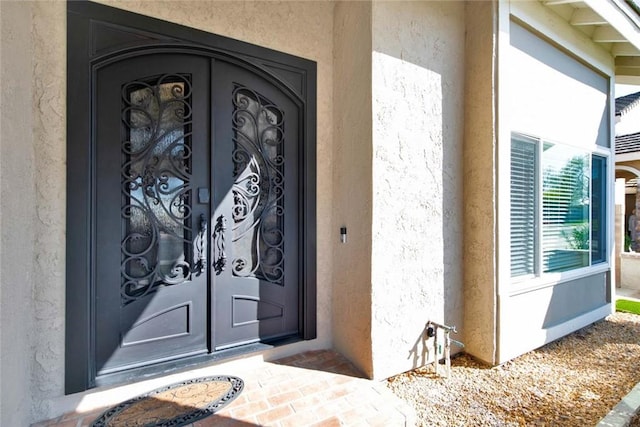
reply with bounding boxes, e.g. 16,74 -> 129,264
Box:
510,132 -> 610,288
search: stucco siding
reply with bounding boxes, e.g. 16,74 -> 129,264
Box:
370,0 -> 465,380
463,0 -> 498,365
332,1 -> 374,378
1,4 -> 38,426
32,1 -> 67,419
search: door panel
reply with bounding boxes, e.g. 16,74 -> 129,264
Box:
95,54 -> 210,374
211,62 -> 299,349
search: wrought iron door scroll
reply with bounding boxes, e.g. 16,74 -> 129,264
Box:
194,213 -> 207,274
120,74 -> 196,304
230,85 -> 285,285
213,215 -> 227,275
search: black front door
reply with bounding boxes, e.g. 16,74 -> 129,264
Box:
67,1 -> 316,393
94,53 -> 299,376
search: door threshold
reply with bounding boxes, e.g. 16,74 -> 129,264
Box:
93,336 -> 301,389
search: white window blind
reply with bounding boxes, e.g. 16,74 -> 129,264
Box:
542,144 -> 589,273
510,137 -> 537,277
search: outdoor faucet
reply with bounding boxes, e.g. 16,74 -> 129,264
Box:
426,321 -> 464,378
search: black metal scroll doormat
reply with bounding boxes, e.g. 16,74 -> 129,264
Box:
91,376 -> 244,427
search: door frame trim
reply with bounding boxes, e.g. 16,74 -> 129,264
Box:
66,1 -> 316,394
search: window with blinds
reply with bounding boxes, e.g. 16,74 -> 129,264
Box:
510,136 -> 537,277
510,133 -> 607,279
542,143 -> 589,273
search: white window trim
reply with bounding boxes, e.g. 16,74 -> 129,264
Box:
509,132 -> 612,294
510,263 -> 611,297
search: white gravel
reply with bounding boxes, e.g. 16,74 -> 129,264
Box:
386,312 -> 640,427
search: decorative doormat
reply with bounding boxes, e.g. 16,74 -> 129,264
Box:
91,376 -> 244,427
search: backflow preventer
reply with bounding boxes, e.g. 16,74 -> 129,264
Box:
426,321 -> 464,378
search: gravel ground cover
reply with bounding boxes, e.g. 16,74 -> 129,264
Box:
386,312 -> 640,427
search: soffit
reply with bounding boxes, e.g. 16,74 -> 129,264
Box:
541,0 -> 640,83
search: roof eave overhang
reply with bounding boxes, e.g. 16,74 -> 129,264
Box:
542,0 -> 640,81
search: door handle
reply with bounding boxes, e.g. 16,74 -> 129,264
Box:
194,213 -> 207,275
213,215 -> 227,275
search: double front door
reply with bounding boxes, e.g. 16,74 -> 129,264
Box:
93,52 -> 300,376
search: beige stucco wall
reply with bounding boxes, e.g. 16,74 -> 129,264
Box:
463,0 -> 498,364
1,3 -> 39,426
332,1 -> 374,378
0,1 -> 336,424
332,0 -> 467,380
369,1 -> 465,379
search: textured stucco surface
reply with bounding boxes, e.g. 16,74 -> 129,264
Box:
32,1 -> 67,419
1,1 -> 335,424
463,0 -> 498,364
1,4 -> 38,426
332,1 -> 374,378
370,1 -> 465,380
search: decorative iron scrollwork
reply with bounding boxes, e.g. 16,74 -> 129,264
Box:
120,74 -> 195,304
213,215 -> 227,275
230,85 -> 285,285
194,213 -> 207,275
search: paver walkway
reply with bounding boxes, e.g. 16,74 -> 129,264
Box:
33,350 -> 416,427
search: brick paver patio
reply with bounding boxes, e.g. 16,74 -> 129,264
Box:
32,350 -> 416,427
